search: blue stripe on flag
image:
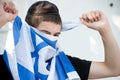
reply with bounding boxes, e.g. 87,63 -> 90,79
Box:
39,35 -> 57,49
56,55 -> 68,80
34,56 -> 39,76
13,16 -> 22,45
18,63 -> 35,80
59,51 -> 75,73
30,28 -> 36,48
37,72 -> 48,80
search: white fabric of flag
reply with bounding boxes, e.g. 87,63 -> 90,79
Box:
3,16 -> 81,80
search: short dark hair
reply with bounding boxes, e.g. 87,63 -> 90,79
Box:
25,1 -> 62,28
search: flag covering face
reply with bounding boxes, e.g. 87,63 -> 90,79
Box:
3,16 -> 80,80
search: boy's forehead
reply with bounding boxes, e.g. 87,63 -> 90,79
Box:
38,21 -> 61,29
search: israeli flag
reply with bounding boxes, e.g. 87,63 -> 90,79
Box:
3,16 -> 80,80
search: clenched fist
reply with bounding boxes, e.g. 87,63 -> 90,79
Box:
80,11 -> 110,33
0,1 -> 18,28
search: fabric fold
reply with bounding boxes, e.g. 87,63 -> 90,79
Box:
3,16 -> 81,80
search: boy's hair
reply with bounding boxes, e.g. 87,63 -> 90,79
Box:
25,1 -> 62,28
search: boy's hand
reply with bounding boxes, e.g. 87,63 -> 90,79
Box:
4,1 -> 17,14
80,11 -> 110,33
0,2 -> 18,22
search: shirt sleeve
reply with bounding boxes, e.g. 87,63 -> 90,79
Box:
67,55 -> 91,80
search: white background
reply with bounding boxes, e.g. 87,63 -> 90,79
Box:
10,0 -> 120,80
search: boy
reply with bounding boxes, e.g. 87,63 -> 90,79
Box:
0,1 -> 120,80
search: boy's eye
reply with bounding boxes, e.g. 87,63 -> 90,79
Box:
54,33 -> 60,37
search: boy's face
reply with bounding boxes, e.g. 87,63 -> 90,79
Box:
36,21 -> 61,37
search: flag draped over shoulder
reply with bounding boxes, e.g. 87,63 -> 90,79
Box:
3,16 -> 80,80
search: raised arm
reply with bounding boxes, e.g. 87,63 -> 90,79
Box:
81,11 -> 120,79
0,1 -> 18,28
